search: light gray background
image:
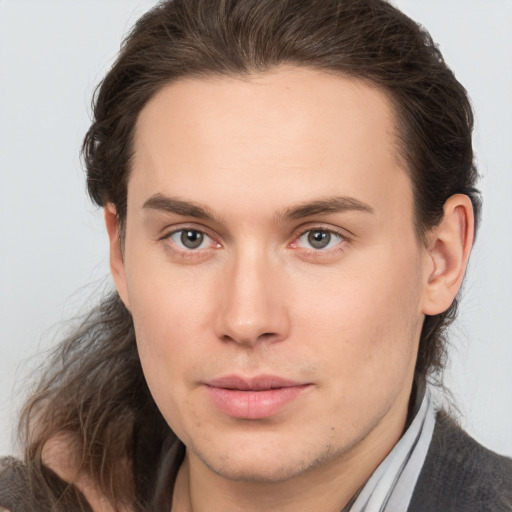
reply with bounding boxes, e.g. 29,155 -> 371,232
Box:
1,0 -> 511,458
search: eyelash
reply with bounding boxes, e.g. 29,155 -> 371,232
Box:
160,226 -> 220,257
160,225 -> 348,257
290,226 -> 347,255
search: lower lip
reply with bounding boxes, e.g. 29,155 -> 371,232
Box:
205,385 -> 311,419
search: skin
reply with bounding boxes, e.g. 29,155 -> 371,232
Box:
104,67 -> 474,512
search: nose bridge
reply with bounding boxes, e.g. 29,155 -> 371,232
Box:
216,243 -> 288,346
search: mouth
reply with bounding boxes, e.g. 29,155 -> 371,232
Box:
204,375 -> 312,420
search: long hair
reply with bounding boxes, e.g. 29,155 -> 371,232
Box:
17,294 -> 170,509
17,0 -> 480,508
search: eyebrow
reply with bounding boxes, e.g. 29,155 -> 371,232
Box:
142,194 -> 215,220
142,193 -> 374,222
276,196 -> 374,222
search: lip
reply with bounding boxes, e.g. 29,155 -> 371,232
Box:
204,375 -> 312,420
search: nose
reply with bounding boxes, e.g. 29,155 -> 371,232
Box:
214,248 -> 290,347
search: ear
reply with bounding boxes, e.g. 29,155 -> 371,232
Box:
422,194 -> 475,315
104,203 -> 130,310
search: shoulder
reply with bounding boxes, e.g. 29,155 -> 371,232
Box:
0,456 -> 93,512
409,410 -> 512,511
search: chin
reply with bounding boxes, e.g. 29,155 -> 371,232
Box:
193,437 -> 340,484
205,458 -> 311,484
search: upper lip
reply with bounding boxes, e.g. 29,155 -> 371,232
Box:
205,375 -> 308,391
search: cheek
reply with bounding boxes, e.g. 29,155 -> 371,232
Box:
123,253 -> 217,402
127,281 -> 212,438
292,243 -> 424,389
126,242 -> 214,336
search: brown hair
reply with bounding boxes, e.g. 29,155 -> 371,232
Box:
17,0 -> 480,508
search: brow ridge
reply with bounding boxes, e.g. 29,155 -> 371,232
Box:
142,194 -> 214,220
142,193 -> 374,223
277,196 -> 374,222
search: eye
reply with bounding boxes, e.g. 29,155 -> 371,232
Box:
168,229 -> 212,250
296,229 -> 344,250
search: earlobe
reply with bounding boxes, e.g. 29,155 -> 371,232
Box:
104,204 -> 130,310
422,194 -> 475,316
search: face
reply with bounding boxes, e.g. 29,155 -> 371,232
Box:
112,67 -> 432,483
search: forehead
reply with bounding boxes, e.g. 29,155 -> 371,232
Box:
130,67 -> 412,219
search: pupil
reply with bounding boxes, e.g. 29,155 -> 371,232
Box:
181,230 -> 204,249
308,230 -> 330,249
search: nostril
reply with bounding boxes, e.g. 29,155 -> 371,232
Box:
219,331 -> 280,346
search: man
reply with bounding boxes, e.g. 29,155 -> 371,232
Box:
0,0 -> 511,511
